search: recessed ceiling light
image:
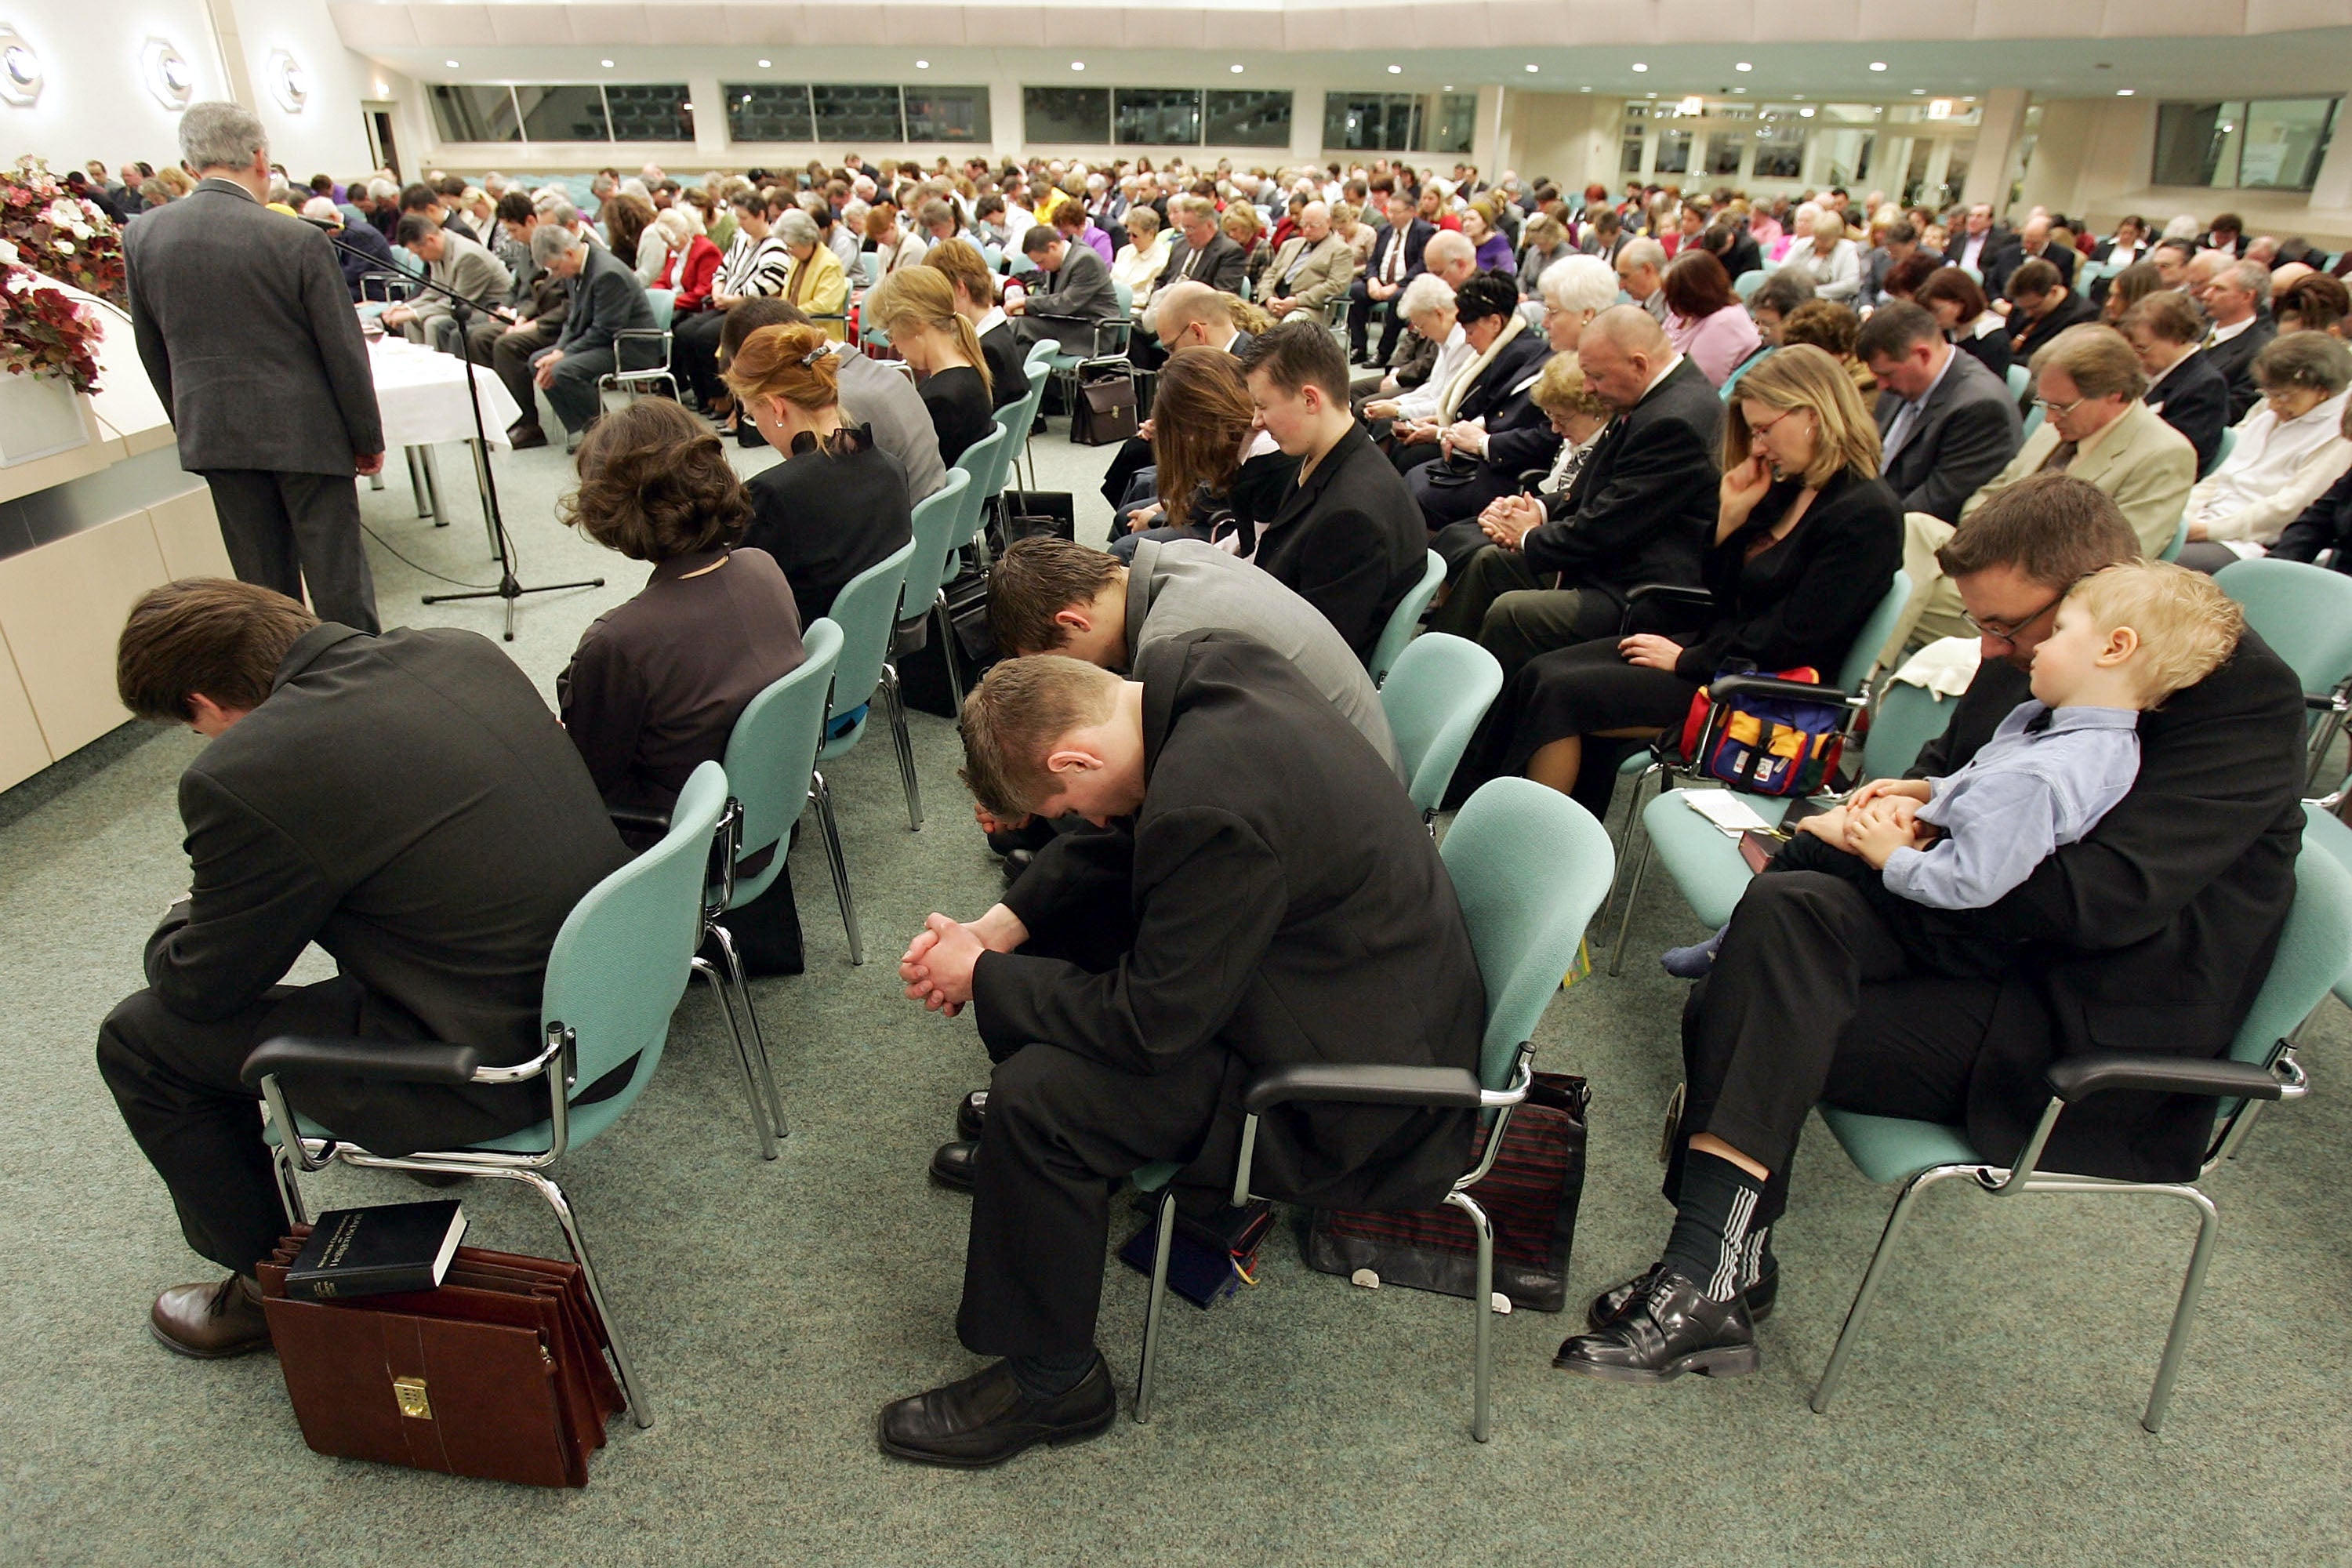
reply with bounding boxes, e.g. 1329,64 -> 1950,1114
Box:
1911,87 -> 1926,95
1631,62 -> 1648,72
757,58 -> 771,67
601,59 -> 614,67
1443,84 -> 1454,91
1735,61 -> 1752,71
2117,88 -> 2134,96
1070,60 -> 1085,71
445,60 -> 459,68
681,101 -> 692,111
1869,60 -> 1888,71
1525,64 -> 1539,73
1645,92 -> 1657,99
1232,64 -> 1246,74
916,59 -> 930,68
1792,93 -> 1805,99
1800,106 -> 1814,117
1580,85 -> 1592,93
1388,64 -> 1402,74
1733,87 -> 1746,94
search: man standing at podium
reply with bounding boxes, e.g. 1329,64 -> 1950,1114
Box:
124,102 -> 385,633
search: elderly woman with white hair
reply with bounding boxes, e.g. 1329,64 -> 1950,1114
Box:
1366,273 -> 1474,435
1788,205 -> 1861,300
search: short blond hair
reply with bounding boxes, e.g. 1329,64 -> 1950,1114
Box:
958,655 -> 1120,818
1532,354 -> 1610,420
2066,561 -> 2244,706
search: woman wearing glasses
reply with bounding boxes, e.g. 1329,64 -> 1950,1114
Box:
2176,332 -> 2352,573
1450,345 -> 1902,820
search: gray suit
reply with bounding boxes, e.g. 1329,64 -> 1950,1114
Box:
532,241 -> 656,434
1014,244 -> 1120,355
1126,537 -> 1399,776
1873,347 -> 2024,524
834,346 -> 946,504
124,177 -> 384,630
402,229 -> 513,356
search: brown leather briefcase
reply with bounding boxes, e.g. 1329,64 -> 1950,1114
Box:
258,1227 -> 625,1487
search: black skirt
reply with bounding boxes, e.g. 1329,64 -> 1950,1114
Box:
1451,635 -> 1698,818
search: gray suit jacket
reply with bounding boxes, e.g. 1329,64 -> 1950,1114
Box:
125,177 -> 383,475
1017,245 -> 1120,354
1874,348 -> 2023,524
409,229 -> 514,328
834,345 -> 946,503
1126,536 -> 1399,775
550,241 -> 655,358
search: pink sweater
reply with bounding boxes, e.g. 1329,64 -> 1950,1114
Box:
1668,304 -> 1765,387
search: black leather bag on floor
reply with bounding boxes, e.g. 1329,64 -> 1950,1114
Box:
1070,360 -> 1141,446
990,490 -> 1076,550
1301,1072 -> 1589,1312
895,558 -> 997,718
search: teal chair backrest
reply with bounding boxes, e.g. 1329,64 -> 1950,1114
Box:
2227,833 -> 2352,1069
1731,269 -> 1766,302
1719,347 -> 1769,401
645,289 -> 676,330
2296,802 -> 2352,1004
1836,569 -> 1911,691
1861,679 -> 1951,782
1021,360 -> 1051,421
958,419 -> 1014,509
1025,337 -> 1059,368
1369,550 -> 1446,687
2161,514 -> 2189,562
2216,556 -> 2352,696
2005,363 -> 2031,401
906,467 -> 974,604
1112,279 -> 1134,320
826,539 -> 918,717
2215,425 -> 2240,469
722,619 -> 844,909
1381,633 -> 1504,816
859,251 -> 880,285
540,760 -> 727,1106
1440,778 -> 1617,1090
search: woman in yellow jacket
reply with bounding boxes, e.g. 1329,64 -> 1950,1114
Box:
777,207 -> 850,339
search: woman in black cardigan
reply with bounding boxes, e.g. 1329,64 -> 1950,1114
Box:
1465,344 -> 1903,822
1404,272 -> 1562,528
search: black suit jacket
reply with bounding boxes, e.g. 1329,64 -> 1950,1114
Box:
1675,468 -> 1903,680
145,625 -> 630,1144
1365,220 -> 1435,286
2271,464 -> 2352,572
1945,228 -> 2019,295
1907,633 -> 2305,1182
2007,289 -> 2100,365
330,220 -> 399,302
979,321 -> 1026,409
1716,231 -> 1763,281
2146,348 -> 2231,477
982,632 -> 1486,1210
1253,423 -> 1429,660
1522,357 -> 1722,606
1155,231 -> 1247,296
2009,241 -> 2078,291
2205,319 -> 2276,423
1450,331 -> 1559,475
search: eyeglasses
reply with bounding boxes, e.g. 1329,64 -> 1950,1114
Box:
2033,394 -> 2087,417
1747,408 -> 1806,441
1962,590 -> 2065,644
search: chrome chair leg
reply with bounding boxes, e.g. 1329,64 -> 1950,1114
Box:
1444,1188 -> 1497,1442
1605,821 -> 1658,977
501,1167 -> 655,1428
269,1138 -> 310,1228
1810,1163 -> 1969,1413
709,920 -> 786,1138
2142,1183 -> 2222,1433
1133,1189 -> 1178,1423
882,663 -> 924,831
691,954 -> 775,1160
809,771 -> 862,965
935,590 -> 966,713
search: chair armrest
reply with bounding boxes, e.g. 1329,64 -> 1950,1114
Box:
1242,1062 -> 1486,1113
1708,672 -> 1863,707
241,1036 -> 482,1090
2306,690 -> 2344,713
1625,583 -> 1717,612
608,804 -> 672,837
2045,1051 -> 2286,1105
1515,468 -> 1552,494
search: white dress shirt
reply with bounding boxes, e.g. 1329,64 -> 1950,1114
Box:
1394,325 -> 1473,423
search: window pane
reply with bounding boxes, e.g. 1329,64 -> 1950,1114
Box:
1432,93 -> 1478,157
1204,89 -> 1290,149
604,84 -> 691,143
725,83 -> 814,143
430,85 -> 519,143
1708,134 -> 1747,176
517,85 -> 609,143
811,84 -> 904,143
903,85 -> 990,143
1324,92 -> 1422,151
2154,101 -> 2237,187
1025,86 -> 1110,143
2240,98 -> 2336,191
1654,128 -> 1691,175
1115,88 -> 1202,146
1621,129 -> 1646,174
1753,125 -> 1803,179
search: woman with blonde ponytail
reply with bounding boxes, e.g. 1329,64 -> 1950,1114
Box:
862,266 -> 995,465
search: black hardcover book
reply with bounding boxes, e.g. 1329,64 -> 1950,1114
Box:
284,1201 -> 468,1301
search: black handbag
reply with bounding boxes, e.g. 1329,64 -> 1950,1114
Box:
1301,1072 -> 1589,1312
895,557 -> 997,718
990,490 -> 1076,550
1070,359 -> 1141,446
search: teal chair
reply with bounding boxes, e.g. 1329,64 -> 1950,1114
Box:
2005,362 -> 2031,401
2215,426 -> 2239,469
1606,570 -> 1912,972
645,289 -> 676,330
1731,269 -> 1766,302
898,468 -> 976,711
1380,633 -> 1504,818
1369,550 -> 1446,687
2297,799 -> 2352,1007
1859,677 -> 1954,782
2161,514 -> 2189,562
956,421 -> 1017,584
1958,263 -> 1983,284
705,619 -> 847,1156
1131,777 -> 1617,1443
1010,355 -> 1052,494
2216,555 -> 2352,783
1040,282 -> 1135,424
1809,839 -> 2352,1432
2023,401 -> 2046,437
813,539 -> 920,963
1719,347 -> 1770,401
244,760 -> 732,1430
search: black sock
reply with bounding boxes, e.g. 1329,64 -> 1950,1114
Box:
1661,1150 -> 1766,1302
1006,1348 -> 1098,1399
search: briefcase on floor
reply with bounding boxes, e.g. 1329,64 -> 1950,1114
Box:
258,1227 -> 625,1487
1070,359 -> 1141,446
896,555 -> 999,717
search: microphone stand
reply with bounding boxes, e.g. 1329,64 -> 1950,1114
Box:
314,220 -> 602,641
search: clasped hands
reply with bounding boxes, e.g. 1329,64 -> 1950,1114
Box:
900,902 -> 1029,1018
1798,779 -> 1936,868
1477,492 -> 1545,550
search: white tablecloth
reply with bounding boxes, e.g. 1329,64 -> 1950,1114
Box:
368,336 -> 523,449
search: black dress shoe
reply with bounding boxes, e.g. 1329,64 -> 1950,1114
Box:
506,423 -> 548,451
1553,1266 -> 1758,1383
1587,1261 -> 1777,1332
1000,848 -> 1035,886
877,1354 -> 1116,1468
956,1090 -> 988,1142
930,1139 -> 977,1190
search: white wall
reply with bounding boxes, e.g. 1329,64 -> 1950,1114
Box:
2016,96 -> 2352,247
2,0 -> 375,182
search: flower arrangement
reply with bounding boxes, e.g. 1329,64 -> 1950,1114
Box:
1,156 -> 125,302
2,264 -> 103,396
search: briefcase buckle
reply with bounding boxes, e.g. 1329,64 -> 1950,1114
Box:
392,1375 -> 434,1420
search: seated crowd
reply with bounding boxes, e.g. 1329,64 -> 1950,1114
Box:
83,143 -> 2336,1471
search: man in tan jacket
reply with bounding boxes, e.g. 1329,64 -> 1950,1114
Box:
1262,202 -> 1359,322
1884,322 -> 2197,662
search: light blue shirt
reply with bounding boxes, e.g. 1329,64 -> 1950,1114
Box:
1882,701 -> 2141,911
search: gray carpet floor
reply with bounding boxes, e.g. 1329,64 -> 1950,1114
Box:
5,407 -> 2349,1566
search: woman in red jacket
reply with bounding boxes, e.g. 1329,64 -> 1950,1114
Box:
657,207 -> 724,312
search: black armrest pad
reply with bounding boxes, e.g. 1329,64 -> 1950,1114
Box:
241,1036 -> 483,1091
1708,673 -> 1857,706
2045,1050 -> 2284,1105
608,804 -> 671,837
1627,583 -> 1718,610
1515,468 -> 1552,494
1243,1063 -> 1485,1114
2305,691 -> 2341,711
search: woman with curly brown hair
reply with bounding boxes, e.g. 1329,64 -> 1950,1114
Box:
557,397 -> 806,821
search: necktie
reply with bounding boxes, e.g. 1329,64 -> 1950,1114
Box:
1383,234 -> 1403,284
1883,399 -> 1923,465
2041,439 -> 2078,472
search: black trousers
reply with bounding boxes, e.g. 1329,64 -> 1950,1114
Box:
95,978 -> 549,1276
1346,279 -> 1403,363
479,318 -> 560,426
198,470 -> 379,633
1672,870 -> 1998,1228
1098,434 -> 1155,509
672,309 -> 732,407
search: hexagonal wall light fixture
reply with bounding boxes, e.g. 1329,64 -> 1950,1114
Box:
0,27 -> 42,107
142,36 -> 195,110
267,48 -> 309,113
